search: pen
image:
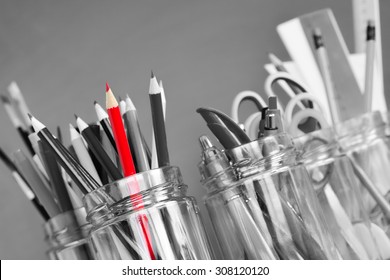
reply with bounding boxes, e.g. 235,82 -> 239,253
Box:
197,107 -> 251,150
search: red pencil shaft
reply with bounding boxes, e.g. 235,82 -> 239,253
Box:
107,99 -> 155,259
107,106 -> 136,177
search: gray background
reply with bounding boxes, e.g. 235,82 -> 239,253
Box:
0,0 -> 389,259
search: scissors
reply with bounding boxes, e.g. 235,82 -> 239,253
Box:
231,72 -> 329,139
230,90 -> 266,140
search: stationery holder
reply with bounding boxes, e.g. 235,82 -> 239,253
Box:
335,111 -> 390,236
44,207 -> 94,260
83,166 -> 213,260
199,133 -> 339,259
294,127 -> 384,259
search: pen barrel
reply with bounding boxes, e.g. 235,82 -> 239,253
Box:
44,207 -> 94,260
335,111 -> 390,238
83,166 -> 213,260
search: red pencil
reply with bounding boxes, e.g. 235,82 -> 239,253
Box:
106,83 -> 136,177
106,82 -> 155,260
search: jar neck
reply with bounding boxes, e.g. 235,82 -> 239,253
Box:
336,111 -> 386,151
236,147 -> 297,179
201,166 -> 237,193
44,208 -> 89,247
227,133 -> 298,179
293,127 -> 340,165
84,166 -> 187,226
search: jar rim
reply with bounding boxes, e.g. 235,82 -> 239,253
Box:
83,166 -> 186,223
44,207 -> 88,237
226,132 -> 295,164
335,111 -> 384,139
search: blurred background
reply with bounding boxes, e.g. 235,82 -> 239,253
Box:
0,0 -> 389,259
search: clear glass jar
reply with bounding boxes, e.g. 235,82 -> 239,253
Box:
83,166 -> 213,260
200,133 -> 340,259
336,111 -> 390,237
44,207 -> 94,260
294,127 -> 386,259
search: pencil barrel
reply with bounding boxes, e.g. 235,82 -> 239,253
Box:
83,166 -> 213,260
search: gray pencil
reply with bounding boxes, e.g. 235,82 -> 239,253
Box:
123,95 -> 150,172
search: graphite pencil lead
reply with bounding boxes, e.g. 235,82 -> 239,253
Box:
151,70 -> 154,78
93,100 -> 98,105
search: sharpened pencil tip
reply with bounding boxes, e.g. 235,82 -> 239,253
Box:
27,113 -> 32,120
151,70 -> 154,78
106,82 -> 110,92
74,114 -> 78,120
93,100 -> 98,105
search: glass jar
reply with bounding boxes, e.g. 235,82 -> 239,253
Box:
44,207 -> 94,260
336,111 -> 390,237
83,166 -> 213,260
200,133 -> 340,259
294,127 -> 387,259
